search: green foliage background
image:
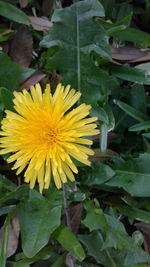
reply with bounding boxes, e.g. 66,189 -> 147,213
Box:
0,0 -> 150,266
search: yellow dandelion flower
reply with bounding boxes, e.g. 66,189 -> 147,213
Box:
0,83 -> 99,193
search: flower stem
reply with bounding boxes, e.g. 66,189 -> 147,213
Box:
62,183 -> 72,230
62,183 -> 74,267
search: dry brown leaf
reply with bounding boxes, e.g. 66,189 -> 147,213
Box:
21,73 -> 46,90
90,148 -> 118,162
69,203 -> 83,234
0,215 -> 20,258
29,16 -> 52,31
9,25 -> 33,67
42,0 -> 55,16
19,0 -> 28,8
135,222 -> 150,266
129,52 -> 150,63
111,46 -> 147,62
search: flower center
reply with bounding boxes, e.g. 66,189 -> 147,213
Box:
39,127 -> 60,145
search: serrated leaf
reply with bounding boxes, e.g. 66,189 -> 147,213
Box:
40,0 -> 115,105
106,153 -> 150,196
80,162 -> 115,187
0,1 -> 30,25
53,224 -> 85,261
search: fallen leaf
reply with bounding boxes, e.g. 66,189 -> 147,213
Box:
0,215 -> 20,258
129,52 -> 150,63
70,203 -> 83,234
21,73 -> 46,89
111,46 -> 147,62
135,222 -> 150,266
29,16 -> 52,31
9,25 -> 33,67
42,0 -> 55,16
90,148 -> 118,162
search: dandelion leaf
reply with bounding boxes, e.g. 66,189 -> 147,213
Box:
40,0 -> 114,105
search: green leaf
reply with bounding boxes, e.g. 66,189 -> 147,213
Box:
78,231 -> 117,266
82,209 -> 150,265
51,253 -> 66,267
0,205 -> 16,216
18,190 -> 62,258
13,247 -> 52,267
111,65 -> 150,85
0,185 -> 29,208
40,0 -> 115,105
0,175 -> 16,196
112,28 -> 150,47
0,87 -> 13,111
53,224 -> 85,261
117,205 -> 150,224
114,100 -> 148,122
128,85 -> 147,114
0,52 -> 35,91
129,121 -> 150,132
0,1 -> 30,24
82,211 -> 107,232
106,153 -> 150,196
80,162 -> 115,187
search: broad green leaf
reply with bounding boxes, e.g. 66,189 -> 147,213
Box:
114,100 -> 148,122
40,0 -> 115,105
111,65 -> 150,85
18,190 -> 62,258
80,162 -> 115,186
0,87 -> 13,111
0,52 -> 35,91
112,28 -> 150,47
129,121 -> 150,132
0,1 -> 30,24
53,224 -> 85,261
106,153 -> 150,196
13,247 -> 52,267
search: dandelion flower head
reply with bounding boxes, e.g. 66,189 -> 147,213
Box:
0,83 -> 99,193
